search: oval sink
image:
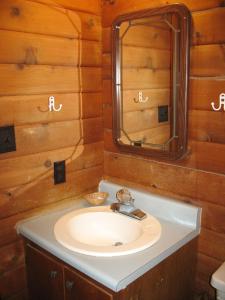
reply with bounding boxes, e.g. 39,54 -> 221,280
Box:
54,206 -> 161,257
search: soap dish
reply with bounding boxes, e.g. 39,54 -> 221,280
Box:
84,192 -> 109,206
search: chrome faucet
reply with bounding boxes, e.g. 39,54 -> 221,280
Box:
116,188 -> 134,206
110,188 -> 146,220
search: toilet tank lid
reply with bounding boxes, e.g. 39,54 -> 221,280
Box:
211,262 -> 225,292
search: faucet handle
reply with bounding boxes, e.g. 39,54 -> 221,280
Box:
116,188 -> 134,205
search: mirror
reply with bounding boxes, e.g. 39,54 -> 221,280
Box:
112,4 -> 191,160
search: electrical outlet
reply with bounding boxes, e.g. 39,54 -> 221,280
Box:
54,161 -> 66,184
158,105 -> 168,123
0,125 -> 16,153
133,140 -> 142,147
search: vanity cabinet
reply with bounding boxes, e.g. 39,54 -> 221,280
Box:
25,240 -> 196,300
64,267 -> 113,300
26,243 -> 64,300
25,243 -> 114,300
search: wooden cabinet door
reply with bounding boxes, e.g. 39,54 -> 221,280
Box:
64,267 -> 114,300
26,244 -> 64,300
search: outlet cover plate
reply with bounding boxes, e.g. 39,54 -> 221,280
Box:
158,105 -> 169,123
0,125 -> 16,153
54,160 -> 66,184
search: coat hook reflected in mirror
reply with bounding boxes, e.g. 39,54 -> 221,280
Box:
37,96 -> 63,113
134,91 -> 149,103
48,96 -> 62,112
112,4 -> 191,160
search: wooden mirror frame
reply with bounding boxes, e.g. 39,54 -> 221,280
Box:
112,4 -> 191,160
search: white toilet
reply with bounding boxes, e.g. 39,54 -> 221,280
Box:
211,262 -> 225,300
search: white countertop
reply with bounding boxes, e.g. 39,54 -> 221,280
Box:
16,180 -> 201,292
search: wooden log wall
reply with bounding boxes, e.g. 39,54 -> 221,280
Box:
120,20 -> 171,145
0,0 -> 102,298
102,1 -> 225,299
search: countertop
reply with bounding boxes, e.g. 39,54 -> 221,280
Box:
16,180 -> 201,292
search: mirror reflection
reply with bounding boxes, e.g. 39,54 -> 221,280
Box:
113,5 -> 190,159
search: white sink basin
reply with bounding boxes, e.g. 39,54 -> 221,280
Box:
54,206 -> 161,257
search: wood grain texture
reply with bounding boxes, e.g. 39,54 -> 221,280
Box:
192,7 -> 225,45
102,27 -> 111,53
0,1 -> 103,299
103,6 -> 225,282
191,44 -> 225,76
189,110 -> 225,143
122,69 -> 170,90
105,128 -> 225,175
0,240 -> 25,276
198,228 -> 225,262
0,30 -> 101,66
29,0 -> 102,15
0,142 -> 103,189
184,140 -> 225,175
120,22 -> 171,50
102,0 -> 225,27
122,46 -> 171,69
0,165 -> 103,247
103,80 -> 112,104
0,265 -> 27,299
0,0 -> 102,40
24,239 -> 196,300
0,93 -> 101,126
0,118 -> 102,160
0,65 -> 102,95
189,77 -> 225,110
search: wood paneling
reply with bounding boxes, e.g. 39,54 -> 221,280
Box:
0,65 -> 101,95
189,78 -> 225,110
102,27 -> 111,53
105,128 -> 225,175
102,2 -> 225,298
189,110 -> 225,143
102,0 -> 224,27
0,92 -> 102,126
191,44 -> 225,76
0,265 -> 27,298
0,142 -> 103,189
29,0 -> 101,15
123,108 -> 169,133
192,8 -> 225,45
0,30 -> 101,66
0,165 -> 103,247
123,89 -> 170,112
184,140 -> 225,175
198,228 -> 225,262
0,118 -> 102,159
103,80 -> 112,104
0,0 -> 103,299
122,46 -> 171,69
120,23 -> 171,50
123,69 -> 170,89
0,240 -> 25,276
0,0 -> 101,40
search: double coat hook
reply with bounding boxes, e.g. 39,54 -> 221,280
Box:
48,96 -> 62,112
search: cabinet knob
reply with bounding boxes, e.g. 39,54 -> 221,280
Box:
49,270 -> 58,279
156,277 -> 165,287
65,280 -> 74,291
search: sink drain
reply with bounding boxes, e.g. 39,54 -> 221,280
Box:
113,242 -> 123,246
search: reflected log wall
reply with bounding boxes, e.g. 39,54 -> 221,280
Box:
0,0 -> 102,298
120,20 -> 171,145
102,1 -> 225,299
